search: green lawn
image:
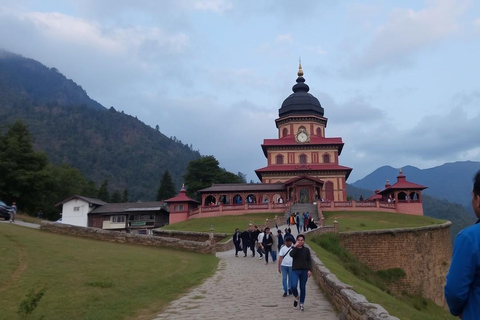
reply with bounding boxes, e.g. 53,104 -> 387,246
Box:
308,239 -> 455,320
322,211 -> 447,232
162,212 -> 279,233
0,223 -> 218,320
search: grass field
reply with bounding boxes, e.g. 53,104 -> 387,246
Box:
0,223 -> 218,320
308,239 -> 455,320
322,211 -> 447,232
162,212 -> 279,233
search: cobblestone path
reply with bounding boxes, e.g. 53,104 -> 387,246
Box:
153,248 -> 337,320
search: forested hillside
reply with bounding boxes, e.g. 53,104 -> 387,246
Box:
0,50 -> 201,200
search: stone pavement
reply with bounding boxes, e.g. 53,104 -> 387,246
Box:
153,245 -> 337,320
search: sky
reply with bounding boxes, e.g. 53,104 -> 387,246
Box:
1,0 -> 479,183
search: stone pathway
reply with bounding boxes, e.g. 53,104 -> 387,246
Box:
0,219 -> 40,229
153,246 -> 337,320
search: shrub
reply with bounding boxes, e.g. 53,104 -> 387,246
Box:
18,286 -> 47,318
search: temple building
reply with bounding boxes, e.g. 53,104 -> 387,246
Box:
165,64 -> 427,223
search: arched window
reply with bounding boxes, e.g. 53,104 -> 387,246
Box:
323,153 -> 330,163
276,154 -> 284,164
398,192 -> 408,201
299,125 -> 306,131
233,194 -> 243,204
299,154 -> 307,164
219,195 -> 229,204
246,194 -> 256,203
282,128 -> 288,137
316,127 -> 322,137
204,195 -> 216,206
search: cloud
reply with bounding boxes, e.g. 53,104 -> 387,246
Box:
276,33 -> 293,43
474,17 -> 480,32
321,94 -> 386,124
191,0 -> 233,13
351,0 -> 470,73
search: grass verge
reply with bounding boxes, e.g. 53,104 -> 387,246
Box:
162,212 -> 279,233
0,223 -> 218,320
308,234 -> 455,320
322,211 -> 447,232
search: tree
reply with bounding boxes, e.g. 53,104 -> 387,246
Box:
97,179 -> 110,202
122,189 -> 129,202
110,190 -> 122,203
237,172 -> 247,183
0,120 -> 49,212
183,156 -> 241,199
156,170 -> 176,201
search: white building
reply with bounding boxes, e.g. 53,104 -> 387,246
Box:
56,195 -> 106,227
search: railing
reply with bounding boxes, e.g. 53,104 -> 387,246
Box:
222,204 -> 245,211
247,204 -> 269,210
201,206 -> 220,212
355,202 -> 376,207
189,208 -> 199,216
334,201 -> 353,207
273,203 -> 288,209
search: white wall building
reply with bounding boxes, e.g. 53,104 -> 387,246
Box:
56,195 -> 106,227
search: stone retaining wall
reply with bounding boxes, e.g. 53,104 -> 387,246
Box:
307,244 -> 400,320
152,229 -> 230,244
338,222 -> 452,307
40,222 -> 233,254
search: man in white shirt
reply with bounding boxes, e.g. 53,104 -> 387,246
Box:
278,236 -> 294,297
256,229 -> 265,259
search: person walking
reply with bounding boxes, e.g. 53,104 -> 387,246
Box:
278,236 -> 294,297
233,228 -> 242,257
445,170 -> 480,319
248,229 -> 256,257
256,228 -> 265,259
277,229 -> 284,251
271,229 -> 278,262
298,213 -> 304,233
290,234 -> 312,312
9,201 -> 17,223
240,229 -> 250,257
261,227 -> 273,264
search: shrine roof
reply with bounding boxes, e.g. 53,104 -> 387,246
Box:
378,173 -> 427,194
165,187 -> 200,203
199,183 -> 286,193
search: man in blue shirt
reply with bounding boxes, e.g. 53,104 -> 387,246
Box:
445,170 -> 480,319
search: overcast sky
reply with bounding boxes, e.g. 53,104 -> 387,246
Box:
1,0 -> 479,182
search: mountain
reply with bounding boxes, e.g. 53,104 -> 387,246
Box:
0,50 -> 201,200
346,184 -> 476,241
352,162 -> 480,209
0,49 -> 104,110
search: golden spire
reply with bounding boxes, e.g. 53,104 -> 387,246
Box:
399,168 -> 403,174
297,57 -> 304,77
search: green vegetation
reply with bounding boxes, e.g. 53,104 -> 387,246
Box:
308,236 -> 456,320
0,50 -> 202,201
162,212 -> 279,233
312,234 -> 405,291
156,170 -> 177,201
183,156 -> 244,200
322,211 -> 447,232
0,224 -> 218,320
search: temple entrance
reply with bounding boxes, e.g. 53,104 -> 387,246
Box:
299,188 -> 310,203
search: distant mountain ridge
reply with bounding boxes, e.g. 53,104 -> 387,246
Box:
0,49 -> 104,110
352,161 -> 480,208
0,49 -> 200,200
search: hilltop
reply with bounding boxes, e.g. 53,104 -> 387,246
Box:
0,49 -> 200,200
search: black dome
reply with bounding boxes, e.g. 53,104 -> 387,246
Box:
279,70 -> 324,118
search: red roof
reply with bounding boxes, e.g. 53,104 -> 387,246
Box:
261,137 -> 344,157
379,173 -> 427,194
283,175 -> 325,185
165,187 -> 199,203
255,164 -> 352,172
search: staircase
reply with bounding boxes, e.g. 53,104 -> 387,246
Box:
289,203 -> 319,220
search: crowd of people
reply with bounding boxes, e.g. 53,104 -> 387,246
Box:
232,213 -> 315,312
285,211 -> 318,233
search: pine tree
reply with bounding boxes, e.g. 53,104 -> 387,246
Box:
110,190 -> 122,203
156,170 -> 176,201
122,189 -> 129,202
97,179 -> 110,202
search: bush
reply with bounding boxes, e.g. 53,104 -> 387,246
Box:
18,286 -> 47,318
